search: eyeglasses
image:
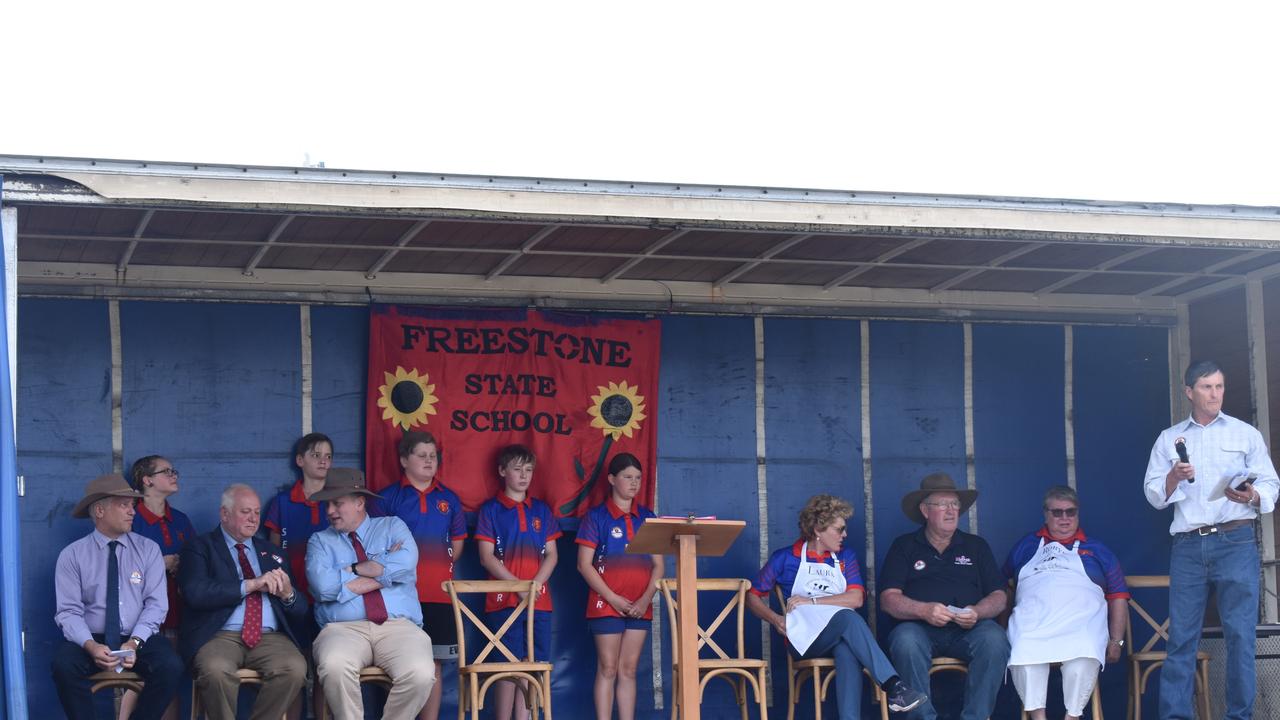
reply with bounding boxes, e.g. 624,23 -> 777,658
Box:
306,452 -> 333,461
1046,507 -> 1078,518
924,501 -> 962,511
149,468 -> 179,479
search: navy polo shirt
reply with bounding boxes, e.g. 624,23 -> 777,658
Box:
879,527 -> 1004,608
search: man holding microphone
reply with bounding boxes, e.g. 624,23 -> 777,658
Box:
1144,360 -> 1279,720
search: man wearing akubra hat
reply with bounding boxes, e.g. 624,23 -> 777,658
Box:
52,473 -> 184,720
878,472 -> 1010,720
304,468 -> 435,720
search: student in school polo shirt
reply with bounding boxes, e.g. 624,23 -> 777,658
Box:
475,492 -> 562,614
263,479 -> 329,600
577,497 -> 658,621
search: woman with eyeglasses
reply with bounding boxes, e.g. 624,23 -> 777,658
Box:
746,494 -> 926,718
376,430 -> 465,720
1003,485 -> 1129,720
121,454 -> 193,720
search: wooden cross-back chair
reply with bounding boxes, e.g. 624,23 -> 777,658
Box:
659,578 -> 767,720
772,586 -> 889,720
1124,575 -> 1211,720
445,579 -> 553,720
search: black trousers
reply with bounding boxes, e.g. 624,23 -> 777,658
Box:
52,634 -> 183,720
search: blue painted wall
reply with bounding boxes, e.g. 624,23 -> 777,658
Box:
16,301 -> 1178,720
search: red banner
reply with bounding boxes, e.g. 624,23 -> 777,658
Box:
365,306 -> 660,518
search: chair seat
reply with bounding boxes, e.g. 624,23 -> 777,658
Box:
793,657 -> 837,669
1129,651 -> 1211,662
461,662 -> 554,674
357,668 -> 393,684
88,671 -> 144,692
681,659 -> 769,670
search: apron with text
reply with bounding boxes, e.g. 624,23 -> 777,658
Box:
785,542 -> 851,655
1007,538 -> 1108,667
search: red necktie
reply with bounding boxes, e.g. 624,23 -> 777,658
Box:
349,532 -> 389,624
235,543 -> 263,648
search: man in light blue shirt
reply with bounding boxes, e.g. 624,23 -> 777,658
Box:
306,468 -> 435,720
1145,360 -> 1279,720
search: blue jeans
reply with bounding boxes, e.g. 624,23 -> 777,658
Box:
1160,524 -> 1259,720
887,619 -> 1010,720
799,609 -> 899,719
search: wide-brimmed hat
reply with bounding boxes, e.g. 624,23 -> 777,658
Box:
72,473 -> 143,519
901,472 -> 977,524
309,467 -> 382,502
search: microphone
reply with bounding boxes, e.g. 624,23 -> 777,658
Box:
1174,437 -> 1195,483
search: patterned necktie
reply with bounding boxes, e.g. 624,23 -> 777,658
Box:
105,540 -> 121,648
235,543 -> 263,648
348,532 -> 389,624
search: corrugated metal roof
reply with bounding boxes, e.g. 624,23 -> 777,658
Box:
4,155 -> 1280,323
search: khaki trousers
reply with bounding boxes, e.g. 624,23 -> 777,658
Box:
193,631 -> 308,720
314,618 -> 436,720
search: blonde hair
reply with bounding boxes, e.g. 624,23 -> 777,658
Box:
798,494 -> 853,540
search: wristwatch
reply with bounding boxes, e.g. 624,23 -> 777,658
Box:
130,635 -> 145,648
350,563 -> 360,577
1108,638 -> 1124,647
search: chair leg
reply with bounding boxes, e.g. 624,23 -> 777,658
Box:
736,677 -> 748,720
757,670 -> 768,720
811,668 -> 823,720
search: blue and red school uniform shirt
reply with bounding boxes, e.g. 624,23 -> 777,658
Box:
751,540 -> 865,603
475,493 -> 562,613
132,500 -> 194,630
1003,527 -> 1130,600
576,499 -> 657,619
377,478 -> 467,604
263,480 -> 329,599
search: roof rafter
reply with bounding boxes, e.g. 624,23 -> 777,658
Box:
713,234 -> 812,289
822,238 -> 933,290
242,215 -> 296,276
114,209 -> 156,273
485,225 -> 561,281
1035,247 -> 1161,294
929,242 -> 1048,293
601,229 -> 690,283
365,220 -> 431,279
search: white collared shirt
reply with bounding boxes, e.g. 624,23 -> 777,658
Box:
1144,411 -> 1279,534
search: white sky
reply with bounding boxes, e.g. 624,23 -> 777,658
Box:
4,2 -> 1278,206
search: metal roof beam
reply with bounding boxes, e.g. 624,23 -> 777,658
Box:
485,225 -> 561,281
114,209 -> 155,273
929,242 -> 1048,293
1174,259 -> 1280,302
1138,250 -> 1271,297
601,229 -> 690,283
713,234 -> 812,289
365,220 -> 430,279
242,215 -> 296,276
1035,247 -> 1161,294
822,238 -> 933,290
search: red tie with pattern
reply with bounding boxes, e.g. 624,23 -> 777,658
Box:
235,543 -> 263,648
349,532 -> 389,624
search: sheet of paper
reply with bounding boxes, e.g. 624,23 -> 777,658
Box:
1207,472 -> 1253,502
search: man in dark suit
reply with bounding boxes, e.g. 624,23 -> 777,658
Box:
178,484 -> 309,720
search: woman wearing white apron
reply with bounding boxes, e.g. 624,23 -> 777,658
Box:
747,495 -> 926,718
1005,486 -> 1129,720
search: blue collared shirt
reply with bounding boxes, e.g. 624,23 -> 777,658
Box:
219,529 -> 281,633
305,514 -> 421,627
1145,411 -> 1280,534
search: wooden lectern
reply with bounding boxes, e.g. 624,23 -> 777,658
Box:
629,517 -> 745,720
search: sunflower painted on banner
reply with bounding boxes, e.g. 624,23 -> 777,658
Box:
561,381 -> 647,515
377,366 -> 439,430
